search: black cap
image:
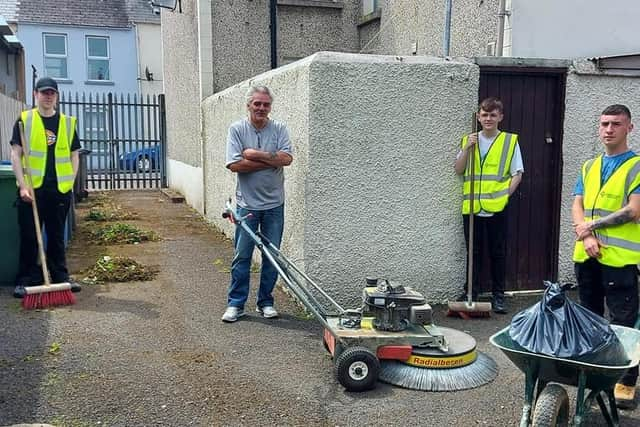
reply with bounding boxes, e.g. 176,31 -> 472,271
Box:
34,77 -> 58,93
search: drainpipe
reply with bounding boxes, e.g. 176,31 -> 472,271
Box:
496,0 -> 507,56
442,0 -> 453,56
270,0 -> 278,69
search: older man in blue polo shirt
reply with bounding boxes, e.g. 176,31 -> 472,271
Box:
222,86 -> 294,323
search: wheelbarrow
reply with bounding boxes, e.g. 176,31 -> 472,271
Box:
490,325 -> 640,426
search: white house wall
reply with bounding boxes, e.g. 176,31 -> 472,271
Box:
558,60 -> 640,283
134,22 -> 163,96
511,0 -> 640,59
203,52 -> 478,304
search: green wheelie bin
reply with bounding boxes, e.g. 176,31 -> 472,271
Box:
0,163 -> 19,286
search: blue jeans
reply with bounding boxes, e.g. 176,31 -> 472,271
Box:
228,204 -> 284,309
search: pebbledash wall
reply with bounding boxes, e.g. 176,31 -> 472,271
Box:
203,52 -> 479,304
161,0 -> 205,212
557,60 -> 640,284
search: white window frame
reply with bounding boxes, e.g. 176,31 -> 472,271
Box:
362,0 -> 379,16
43,33 -> 68,79
86,36 -> 111,81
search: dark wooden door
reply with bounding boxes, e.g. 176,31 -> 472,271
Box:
477,68 -> 565,291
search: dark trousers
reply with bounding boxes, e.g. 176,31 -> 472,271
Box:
462,210 -> 507,298
575,259 -> 639,386
16,187 -> 72,286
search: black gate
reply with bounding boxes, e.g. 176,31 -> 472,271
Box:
59,92 -> 167,190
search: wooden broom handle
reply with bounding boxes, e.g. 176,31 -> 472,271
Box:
19,122 -> 51,286
467,114 -> 477,303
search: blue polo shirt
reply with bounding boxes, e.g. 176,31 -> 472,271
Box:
225,118 -> 293,210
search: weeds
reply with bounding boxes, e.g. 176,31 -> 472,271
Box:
48,342 -> 61,355
90,223 -> 159,244
82,255 -> 159,284
86,207 -> 139,222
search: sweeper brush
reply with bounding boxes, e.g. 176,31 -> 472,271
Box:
223,202 -> 497,392
379,328 -> 498,391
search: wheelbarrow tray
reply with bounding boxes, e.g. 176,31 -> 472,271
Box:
490,325 -> 640,391
492,325 -> 640,426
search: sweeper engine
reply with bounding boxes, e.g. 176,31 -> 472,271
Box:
362,278 -> 433,332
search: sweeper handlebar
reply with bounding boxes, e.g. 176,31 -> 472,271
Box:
222,201 -> 347,328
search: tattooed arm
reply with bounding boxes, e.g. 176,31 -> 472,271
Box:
574,194 -> 640,240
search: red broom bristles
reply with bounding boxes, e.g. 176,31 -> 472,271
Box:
446,309 -> 491,319
22,289 -> 76,310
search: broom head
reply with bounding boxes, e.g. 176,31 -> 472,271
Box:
446,300 -> 492,318
22,282 -> 76,310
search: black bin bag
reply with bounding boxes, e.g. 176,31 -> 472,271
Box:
509,281 -> 629,366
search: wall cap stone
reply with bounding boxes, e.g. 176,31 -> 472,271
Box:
277,0 -> 344,9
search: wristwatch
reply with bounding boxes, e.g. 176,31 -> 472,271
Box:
269,151 -> 277,159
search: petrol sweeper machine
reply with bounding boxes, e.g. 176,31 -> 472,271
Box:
223,203 -> 498,392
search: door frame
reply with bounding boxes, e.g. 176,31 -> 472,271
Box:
477,59 -> 568,291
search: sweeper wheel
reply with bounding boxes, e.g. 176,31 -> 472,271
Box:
335,346 -> 380,392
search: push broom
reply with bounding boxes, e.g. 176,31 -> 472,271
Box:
19,122 -> 76,310
447,115 -> 492,318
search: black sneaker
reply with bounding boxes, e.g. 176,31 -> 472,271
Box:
492,295 -> 507,314
69,280 -> 82,293
13,286 -> 26,299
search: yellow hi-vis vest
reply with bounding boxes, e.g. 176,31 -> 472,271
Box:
573,155 -> 640,267
461,132 -> 518,214
21,109 -> 76,193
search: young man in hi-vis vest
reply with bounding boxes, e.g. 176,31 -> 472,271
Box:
572,104 -> 640,409
454,97 -> 524,314
9,77 -> 82,298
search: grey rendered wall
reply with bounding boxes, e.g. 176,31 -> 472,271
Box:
359,0 -> 500,57
557,60 -> 640,283
203,57 -> 312,268
511,0 -> 640,59
161,1 -> 202,168
204,52 -> 478,305
210,0 -> 359,93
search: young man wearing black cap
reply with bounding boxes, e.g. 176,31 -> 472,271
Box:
9,77 -> 82,297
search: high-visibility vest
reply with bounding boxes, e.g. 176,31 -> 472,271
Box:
573,154 -> 640,267
21,109 -> 76,193
461,132 -> 518,214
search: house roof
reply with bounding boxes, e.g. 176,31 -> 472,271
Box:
16,0 -> 159,28
0,0 -> 19,23
126,0 -> 160,24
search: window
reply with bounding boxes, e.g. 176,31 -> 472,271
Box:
362,0 -> 379,15
83,107 -> 108,141
43,33 -> 68,78
86,36 -> 110,81
83,106 -> 110,170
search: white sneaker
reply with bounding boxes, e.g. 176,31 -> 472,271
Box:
221,307 -> 245,323
256,306 -> 278,318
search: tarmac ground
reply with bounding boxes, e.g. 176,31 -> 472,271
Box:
1,190 -> 638,426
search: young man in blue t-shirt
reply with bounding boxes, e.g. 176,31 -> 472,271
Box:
572,104 -> 640,409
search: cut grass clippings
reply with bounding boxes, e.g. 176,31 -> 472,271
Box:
82,256 -> 159,284
90,222 -> 159,244
85,207 -> 139,222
